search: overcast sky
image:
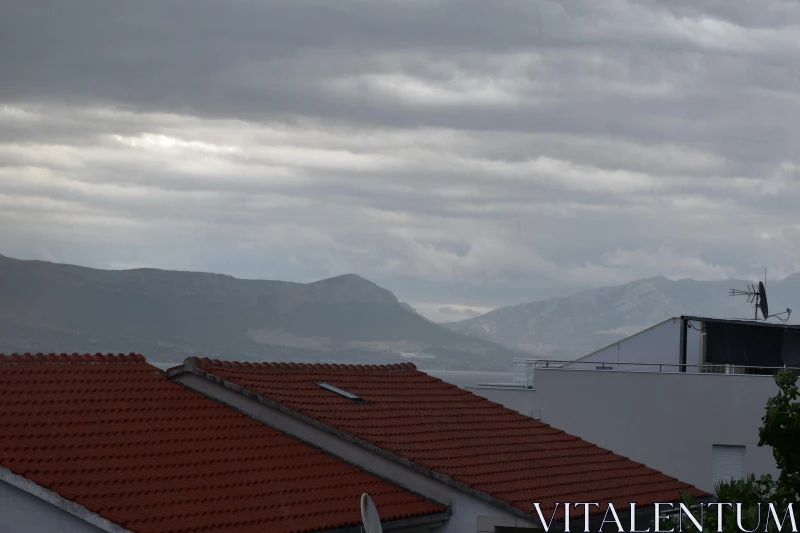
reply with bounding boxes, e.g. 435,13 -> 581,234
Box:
1,0 -> 800,321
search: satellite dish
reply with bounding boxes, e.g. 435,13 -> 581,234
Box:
361,493 -> 383,533
729,271 -> 791,322
758,281 -> 769,319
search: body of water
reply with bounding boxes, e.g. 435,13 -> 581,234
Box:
421,370 -> 515,387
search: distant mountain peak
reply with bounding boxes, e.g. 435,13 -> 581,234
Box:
312,273 -> 372,284
644,274 -> 672,282
307,273 -> 399,304
780,271 -> 800,286
0,254 -> 521,371
443,272 -> 800,360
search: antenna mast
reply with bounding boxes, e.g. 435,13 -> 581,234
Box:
729,284 -> 761,320
729,271 -> 791,322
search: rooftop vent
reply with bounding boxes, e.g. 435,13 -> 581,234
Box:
316,382 -> 365,404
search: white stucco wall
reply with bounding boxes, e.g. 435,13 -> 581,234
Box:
0,480 -> 107,533
468,369 -> 780,493
564,318 -> 704,372
171,372 -> 538,533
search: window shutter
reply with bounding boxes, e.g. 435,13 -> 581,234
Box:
712,445 -> 745,486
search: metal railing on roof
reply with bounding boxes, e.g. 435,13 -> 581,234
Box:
512,358 -> 800,389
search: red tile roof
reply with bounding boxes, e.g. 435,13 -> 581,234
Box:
0,353 -> 447,533
190,358 -> 709,519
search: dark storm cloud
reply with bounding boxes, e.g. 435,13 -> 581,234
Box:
3,0 -> 799,175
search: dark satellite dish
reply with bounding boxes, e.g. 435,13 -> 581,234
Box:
729,271 -> 790,322
758,281 -> 768,319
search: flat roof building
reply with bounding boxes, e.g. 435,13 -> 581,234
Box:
462,316 -> 800,493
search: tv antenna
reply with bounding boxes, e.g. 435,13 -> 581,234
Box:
360,493 -> 383,533
729,269 -> 791,322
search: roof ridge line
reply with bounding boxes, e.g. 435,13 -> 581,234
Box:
0,353 -> 147,364
189,357 -> 417,372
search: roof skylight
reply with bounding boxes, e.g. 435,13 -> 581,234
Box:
316,382 -> 365,403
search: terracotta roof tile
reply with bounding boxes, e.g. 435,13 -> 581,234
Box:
0,354 -> 445,533
0,352 -> 146,364
192,358 -> 708,519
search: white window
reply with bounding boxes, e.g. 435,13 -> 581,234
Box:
712,445 -> 746,486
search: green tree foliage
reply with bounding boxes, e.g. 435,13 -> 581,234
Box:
655,475 -> 779,533
654,369 -> 799,532
758,369 -> 800,502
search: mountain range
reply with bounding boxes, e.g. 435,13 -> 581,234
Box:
3,252 -> 799,370
0,254 -> 522,371
443,274 -> 800,361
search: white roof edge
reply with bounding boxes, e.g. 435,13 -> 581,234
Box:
0,466 -> 134,533
567,317 -> 679,364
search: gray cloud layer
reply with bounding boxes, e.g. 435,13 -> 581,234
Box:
1,0 -> 799,321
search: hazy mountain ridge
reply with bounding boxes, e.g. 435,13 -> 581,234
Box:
0,254 -> 522,370
444,274 -> 800,360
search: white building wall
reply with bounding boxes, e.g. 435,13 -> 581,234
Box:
0,481 -> 107,533
564,318 -> 704,372
565,318 -> 679,370
468,369 -> 779,493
